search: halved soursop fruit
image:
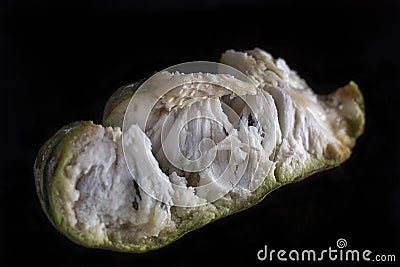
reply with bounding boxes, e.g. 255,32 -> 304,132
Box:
34,48 -> 365,252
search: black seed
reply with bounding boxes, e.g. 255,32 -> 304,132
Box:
132,200 -> 138,210
133,180 -> 142,200
160,202 -> 168,210
248,113 -> 256,126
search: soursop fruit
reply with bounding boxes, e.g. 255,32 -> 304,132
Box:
34,48 -> 365,252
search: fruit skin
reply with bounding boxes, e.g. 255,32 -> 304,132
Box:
102,80 -> 144,127
337,81 -> 365,139
34,121 -> 85,227
34,121 -> 90,245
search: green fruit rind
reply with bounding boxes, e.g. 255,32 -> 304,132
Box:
341,81 -> 365,139
34,121 -> 86,227
34,121 -> 99,248
102,80 -> 143,127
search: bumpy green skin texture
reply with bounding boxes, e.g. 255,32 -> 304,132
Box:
35,82 -> 365,253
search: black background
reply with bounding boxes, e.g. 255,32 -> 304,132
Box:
1,0 -> 399,266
